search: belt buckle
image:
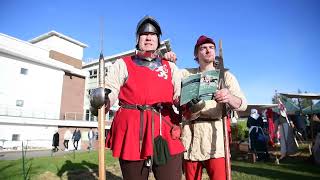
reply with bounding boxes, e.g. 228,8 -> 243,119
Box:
137,105 -> 147,111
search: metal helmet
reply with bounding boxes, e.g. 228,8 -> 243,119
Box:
136,16 -> 162,49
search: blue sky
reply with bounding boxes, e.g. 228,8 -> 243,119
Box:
1,0 -> 319,104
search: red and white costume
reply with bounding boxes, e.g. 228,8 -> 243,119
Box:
105,56 -> 185,160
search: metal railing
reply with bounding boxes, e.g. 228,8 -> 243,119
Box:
62,112 -> 84,120
0,106 -> 85,120
0,105 -> 59,119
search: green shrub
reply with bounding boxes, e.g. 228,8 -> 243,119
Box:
231,118 -> 248,141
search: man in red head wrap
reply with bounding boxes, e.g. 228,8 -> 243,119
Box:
180,35 -> 247,180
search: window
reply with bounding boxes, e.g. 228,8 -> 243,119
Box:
85,109 -> 90,121
12,134 -> 20,141
85,109 -> 96,121
20,68 -> 28,75
89,69 -> 97,79
16,100 -> 24,107
90,114 -> 95,121
88,89 -> 92,95
109,110 -> 115,121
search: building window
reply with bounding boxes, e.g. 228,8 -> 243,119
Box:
89,69 -> 98,79
88,89 -> 92,95
12,134 -> 20,141
20,68 -> 28,75
86,109 -> 96,121
109,110 -> 115,121
86,109 -> 90,121
16,100 -> 24,107
93,69 -> 97,77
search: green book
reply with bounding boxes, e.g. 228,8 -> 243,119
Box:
180,69 -> 220,106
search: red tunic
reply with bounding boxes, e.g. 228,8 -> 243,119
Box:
267,108 -> 275,145
106,56 -> 185,160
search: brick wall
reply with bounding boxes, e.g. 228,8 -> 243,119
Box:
49,50 -> 82,69
60,73 -> 85,120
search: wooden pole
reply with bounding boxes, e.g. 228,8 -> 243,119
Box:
98,53 -> 106,180
98,17 -> 106,180
223,116 -> 232,180
218,40 -> 231,180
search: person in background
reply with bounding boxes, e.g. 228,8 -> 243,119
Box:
274,103 -> 298,161
52,130 -> 60,152
88,128 -> 95,150
180,35 -> 247,180
305,115 -> 311,139
63,128 -> 72,151
247,109 -> 270,161
72,128 -> 81,150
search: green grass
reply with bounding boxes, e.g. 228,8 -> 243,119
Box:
0,150 -> 118,180
0,149 -> 319,180
232,158 -> 320,180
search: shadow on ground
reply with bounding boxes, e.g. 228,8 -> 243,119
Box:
56,160 -> 121,180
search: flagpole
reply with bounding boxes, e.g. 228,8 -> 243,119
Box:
98,17 -> 106,180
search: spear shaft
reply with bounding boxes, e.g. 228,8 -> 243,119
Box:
218,40 -> 232,180
98,17 -> 106,180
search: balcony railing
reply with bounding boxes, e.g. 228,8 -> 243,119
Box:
0,105 -> 86,121
62,112 -> 83,120
0,105 -> 59,119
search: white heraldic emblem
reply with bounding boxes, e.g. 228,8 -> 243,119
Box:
155,65 -> 168,80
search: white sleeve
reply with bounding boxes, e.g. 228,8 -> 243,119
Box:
168,62 -> 181,101
105,58 -> 128,106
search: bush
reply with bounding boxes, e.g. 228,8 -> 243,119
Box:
231,118 -> 248,141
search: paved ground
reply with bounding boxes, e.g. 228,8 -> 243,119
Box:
0,149 -> 87,160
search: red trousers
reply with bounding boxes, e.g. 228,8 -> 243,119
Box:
183,157 -> 226,180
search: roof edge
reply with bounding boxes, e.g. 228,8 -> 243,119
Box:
29,30 -> 88,48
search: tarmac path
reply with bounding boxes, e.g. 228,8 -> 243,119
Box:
0,149 -> 85,160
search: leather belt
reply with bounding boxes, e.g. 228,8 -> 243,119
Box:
120,103 -> 163,153
196,117 -> 220,122
121,104 -> 153,151
183,117 -> 220,125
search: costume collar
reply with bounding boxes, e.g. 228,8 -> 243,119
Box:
135,50 -> 160,61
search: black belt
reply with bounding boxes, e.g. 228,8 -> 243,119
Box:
196,117 -> 220,122
183,117 -> 220,125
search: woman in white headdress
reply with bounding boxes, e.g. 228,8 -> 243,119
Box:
247,109 -> 270,161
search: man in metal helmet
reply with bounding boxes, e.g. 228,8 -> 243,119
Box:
133,15 -> 176,63
90,16 -> 183,180
136,15 -> 162,50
